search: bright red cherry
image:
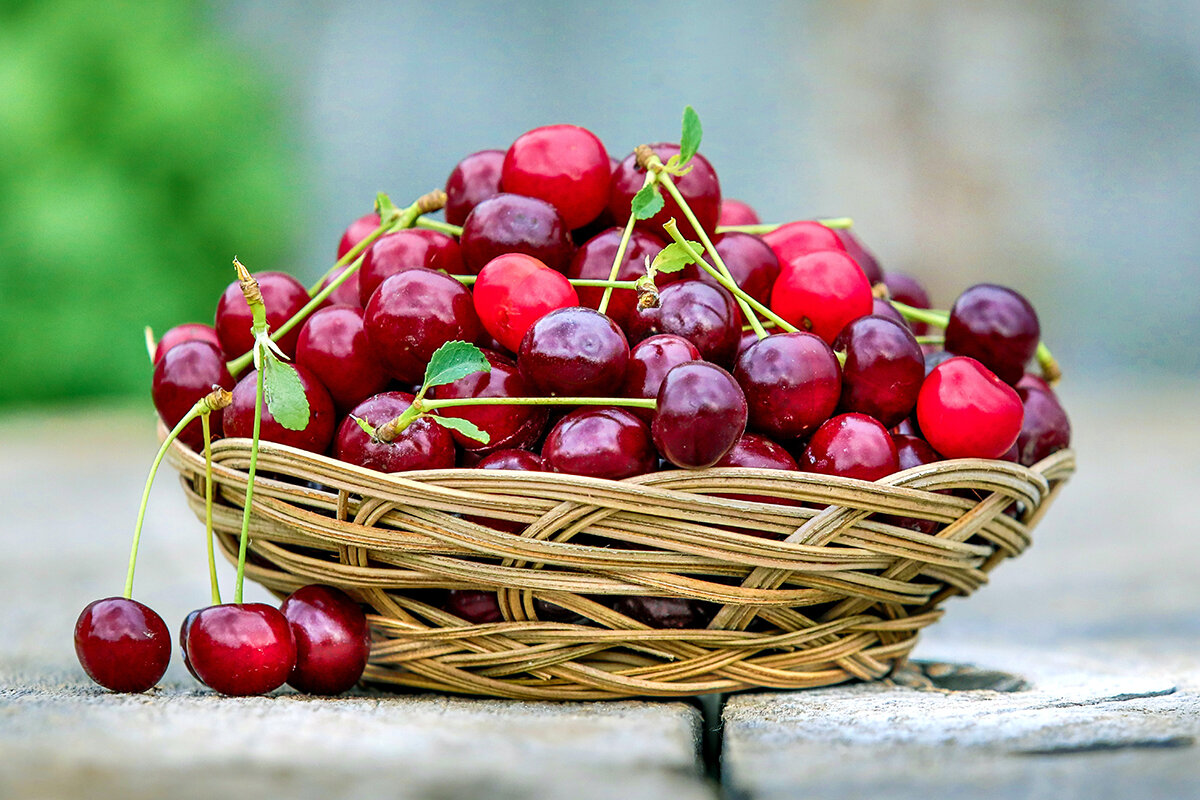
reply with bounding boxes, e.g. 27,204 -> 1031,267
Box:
358,229 -> 464,307
734,332 -> 842,442
334,392 -> 456,472
916,357 -> 1024,459
445,149 -> 505,226
800,413 -> 899,481
427,350 -> 547,454
717,199 -> 760,227
770,250 -> 873,344
944,284 -> 1041,385
609,143 -> 721,242
280,584 -> 371,696
460,193 -> 574,274
214,271 -> 310,361
223,363 -> 337,454
74,598 -> 170,693
833,227 -> 884,285
295,306 -> 390,415
473,254 -> 579,353
151,340 -> 234,451
621,334 -> 701,422
652,361 -> 747,469
519,307 -> 629,397
542,407 -> 657,480
186,604 -> 296,696
337,212 -> 382,260
502,124 -> 612,230
567,228 -> 670,331
153,323 -> 221,363
761,221 -> 846,266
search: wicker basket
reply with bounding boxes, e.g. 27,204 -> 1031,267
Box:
164,423 -> 1073,700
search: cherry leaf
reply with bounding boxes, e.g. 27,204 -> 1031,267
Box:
679,106 -> 702,166
426,414 -> 490,444
651,240 -> 706,274
631,183 -> 665,220
422,340 -> 491,391
261,350 -> 310,431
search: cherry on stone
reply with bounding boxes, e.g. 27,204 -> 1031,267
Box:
519,306 -> 629,397
473,253 -> 579,353
944,284 -> 1040,385
280,584 -> 371,695
74,597 -> 171,693
542,407 -> 657,480
444,149 -> 505,226
428,350 -> 547,454
295,306 -> 390,415
334,392 -> 456,472
761,221 -> 846,266
916,356 -> 1024,460
460,193 -> 574,274
717,199 -> 760,227
153,323 -> 221,364
501,124 -> 612,230
180,608 -> 201,681
224,363 -> 337,454
185,603 -> 296,696
1015,386 -> 1071,467
337,212 -> 382,260
567,227 -> 669,331
214,271 -> 310,361
770,250 -> 874,344
800,413 -> 899,481
358,228 -> 464,307
833,315 -> 925,428
833,227 -> 884,285
734,332 -> 842,442
652,361 -> 747,469
621,334 -> 701,422
700,232 -> 780,307
626,279 -> 741,367
152,340 -> 234,451
609,143 -> 721,242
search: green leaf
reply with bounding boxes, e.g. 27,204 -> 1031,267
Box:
631,183 -> 665,220
427,414 -> 490,444
422,340 -> 491,391
679,106 -> 702,165
651,240 -> 706,274
261,350 -> 310,431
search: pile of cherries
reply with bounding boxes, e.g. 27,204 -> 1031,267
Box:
76,116 -> 1072,696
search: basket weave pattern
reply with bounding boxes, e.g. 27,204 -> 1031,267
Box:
165,427 -> 1073,700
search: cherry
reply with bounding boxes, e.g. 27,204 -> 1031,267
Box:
224,363 -> 336,453
880,433 -> 943,534
944,284 -> 1040,385
501,124 -> 611,230
800,413 -> 899,481
280,584 -> 371,695
318,266 -> 363,308
871,297 -> 909,329
465,448 -> 549,533
717,199 -> 760,227
214,270 -> 310,361
472,253 -> 579,353
337,212 -> 382,260
444,149 -> 505,226
833,227 -> 884,285
460,193 -> 574,274
924,349 -> 956,376
1016,372 -> 1054,394
334,392 -> 455,472
1015,386 -> 1071,467
74,598 -> 170,693
712,433 -> 800,511
542,407 -> 657,480
883,272 -> 932,335
734,332 -> 842,441
358,228 -> 464,307
770,250 -> 873,344
916,356 -> 1024,459
736,328 -> 760,359
151,340 -> 234,451
652,361 -> 747,469
833,315 -> 925,428
612,596 -> 713,629
567,228 -> 669,331
295,306 -> 390,415
621,334 -> 701,422
518,307 -> 629,397
626,279 -> 740,367
428,350 -> 547,454
363,267 -> 482,384
153,323 -> 221,363
699,232 -> 780,307
761,220 -> 846,266
185,603 -> 296,696
179,608 -> 201,681
446,590 -> 503,623
609,143 -> 721,242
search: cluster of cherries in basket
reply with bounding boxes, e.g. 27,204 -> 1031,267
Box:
75,110 -> 1071,697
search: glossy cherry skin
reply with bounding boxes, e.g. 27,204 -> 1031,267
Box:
214,271 -> 310,361
334,392 -> 456,472
318,266 -> 363,309
153,323 -> 221,363
337,212 -> 382,260
445,149 -> 505,226
567,228 -> 669,331
833,227 -> 884,285
652,361 -> 747,469
916,357 -> 1024,459
944,284 -> 1040,385
428,350 -> 547,454
473,254 -> 579,353
761,221 -> 846,266
519,307 -> 629,397
627,279 -> 741,367
542,407 -> 657,480
770,250 -> 874,344
152,340 -> 234,451
734,332 -> 842,442
883,272 -> 932,335
295,306 -> 390,415
700,232 -> 780,307
445,590 -> 503,623
179,608 -> 202,681
833,315 -> 925,428
502,124 -> 611,230
717,199 -> 760,227
363,267 -> 482,384
609,143 -> 721,242
612,596 -> 713,629
1015,386 -> 1071,467
186,603 -> 296,696
74,598 -> 171,693
280,584 -> 371,695
800,413 -> 899,481
358,229 -> 464,307
460,193 -> 574,274
224,363 -> 337,454
621,334 -> 701,422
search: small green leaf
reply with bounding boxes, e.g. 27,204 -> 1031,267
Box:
427,414 -> 490,444
679,106 -> 702,165
631,183 -> 665,220
422,340 -> 491,391
261,350 -> 310,431
651,240 -> 706,274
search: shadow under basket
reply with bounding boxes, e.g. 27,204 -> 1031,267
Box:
164,424 -> 1074,701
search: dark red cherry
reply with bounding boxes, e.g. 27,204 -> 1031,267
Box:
700,232 -> 780,307
445,590 -> 503,623
428,350 -> 547,454
621,334 -> 701,422
883,272 -> 932,335
74,598 -> 170,693
337,212 -> 382,260
734,332 -> 842,441
567,228 -> 670,331
761,221 -> 846,266
153,323 -> 221,363
214,271 -> 310,361
1015,386 -> 1071,467
800,413 -> 899,481
652,361 -> 747,469
334,392 -> 456,472
280,584 -> 371,695
612,596 -> 714,629
445,149 -> 505,226
944,284 -> 1040,385
476,449 -> 548,471
924,349 -> 956,376
871,298 -> 909,329
363,267 -> 482,384
223,363 -> 336,453
502,124 -> 611,230
1016,372 -> 1054,394
186,603 -> 296,696
833,315 -> 925,428
833,227 -> 884,285
770,250 -> 873,344
358,229 -> 464,307
916,357 -> 1024,459
609,143 -> 721,242
472,253 -> 579,353
712,433 -> 800,509
295,306 -> 390,415
880,433 -> 943,534
460,193 -> 574,274
626,279 -> 740,366
179,608 -> 201,681
151,340 -> 234,451
717,199 -> 760,227
519,307 -> 629,397
542,407 -> 657,480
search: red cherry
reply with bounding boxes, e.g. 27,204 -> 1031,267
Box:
465,449 -> 549,533
916,357 -> 1024,459
711,433 -> 800,513
153,323 -> 221,363
337,213 -> 382,260
1015,386 -> 1071,467
734,332 -> 842,442
472,254 -> 579,353
542,407 -> 657,480
567,228 -> 669,331
318,266 -> 363,309
609,143 -> 721,242
700,232 -> 780,307
446,591 -> 503,623
74,598 -> 170,693
626,279 -> 741,367
186,604 -> 296,696
214,271 -> 310,361
717,199 -> 760,227
460,193 -> 574,274
501,124 -> 612,230
519,307 -> 629,397
280,584 -> 371,696
770,250 -> 873,344
295,306 -> 390,415
151,340 -> 234,451
652,361 -> 747,469
621,334 -> 702,422
761,221 -> 846,265
800,413 -> 899,481
334,392 -> 456,472
223,363 -> 337,454
445,149 -> 505,226
833,315 -> 925,428
359,229 -> 464,307
427,350 -> 548,454
883,272 -> 932,335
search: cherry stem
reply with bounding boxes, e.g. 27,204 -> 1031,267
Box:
201,412 -> 221,606
375,395 -> 657,442
915,334 -> 945,346
143,326 -> 156,364
415,217 -> 462,237
715,217 -> 854,235
233,360 -> 264,605
450,274 -> 637,290
599,173 -> 653,316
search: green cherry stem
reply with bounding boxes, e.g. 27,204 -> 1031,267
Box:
201,411 -> 221,606
450,274 -> 638,290
915,334 -> 945,346
143,326 -> 157,364
415,217 -> 463,237
714,217 -> 854,235
599,171 -> 655,316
